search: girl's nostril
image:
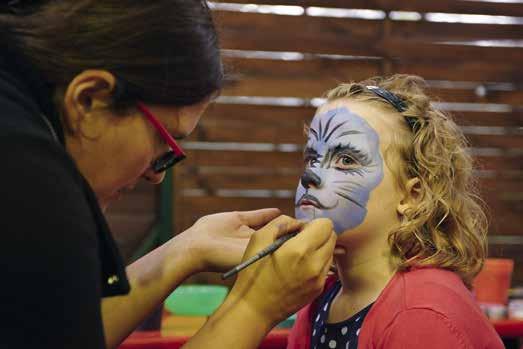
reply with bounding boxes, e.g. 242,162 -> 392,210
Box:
301,169 -> 322,188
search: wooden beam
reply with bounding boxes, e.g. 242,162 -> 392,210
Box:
186,120 -> 523,150
221,57 -> 523,101
215,11 -> 523,61
205,104 -> 523,128
213,0 -> 523,17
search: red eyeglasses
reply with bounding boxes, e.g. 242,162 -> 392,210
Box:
136,102 -> 186,173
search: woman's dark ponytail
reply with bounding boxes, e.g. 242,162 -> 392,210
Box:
0,0 -> 223,107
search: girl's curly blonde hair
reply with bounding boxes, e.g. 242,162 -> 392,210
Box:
325,74 -> 488,288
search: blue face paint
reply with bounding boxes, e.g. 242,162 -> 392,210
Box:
295,107 -> 384,234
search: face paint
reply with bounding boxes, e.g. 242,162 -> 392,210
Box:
295,107 -> 384,234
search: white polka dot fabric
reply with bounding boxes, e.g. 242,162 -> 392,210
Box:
310,281 -> 373,349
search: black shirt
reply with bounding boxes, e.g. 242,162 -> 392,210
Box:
311,281 -> 373,349
0,46 -> 129,348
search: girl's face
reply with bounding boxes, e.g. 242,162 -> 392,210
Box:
295,99 -> 404,244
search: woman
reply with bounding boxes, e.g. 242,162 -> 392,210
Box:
287,75 -> 503,348
0,1 -> 336,348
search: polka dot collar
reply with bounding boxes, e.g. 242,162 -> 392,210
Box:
310,281 -> 373,349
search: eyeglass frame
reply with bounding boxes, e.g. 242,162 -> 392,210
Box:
136,101 -> 186,173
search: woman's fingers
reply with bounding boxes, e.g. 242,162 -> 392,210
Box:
235,225 -> 256,238
320,254 -> 334,279
285,218 -> 334,254
268,216 -> 304,239
313,231 -> 337,269
236,208 -> 281,228
243,215 -> 303,258
229,218 -> 337,325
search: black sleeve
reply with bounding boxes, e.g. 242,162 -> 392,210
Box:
0,136 -> 106,349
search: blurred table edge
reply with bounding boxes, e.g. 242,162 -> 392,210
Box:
119,320 -> 523,349
119,328 -> 290,349
491,319 -> 523,338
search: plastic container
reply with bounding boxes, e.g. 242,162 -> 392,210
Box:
165,285 -> 228,316
508,287 -> 523,320
473,258 -> 514,305
483,303 -> 507,320
508,300 -> 523,320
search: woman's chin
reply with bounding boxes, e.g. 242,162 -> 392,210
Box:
99,191 -> 122,212
98,199 -> 110,212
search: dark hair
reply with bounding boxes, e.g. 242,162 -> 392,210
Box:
0,0 -> 223,107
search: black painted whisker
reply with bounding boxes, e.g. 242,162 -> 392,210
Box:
324,121 -> 348,143
323,113 -> 336,140
318,118 -> 323,141
332,180 -> 364,187
309,128 -> 319,141
335,191 -> 366,210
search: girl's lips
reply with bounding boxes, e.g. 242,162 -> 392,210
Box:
297,194 -> 322,208
300,200 -> 319,208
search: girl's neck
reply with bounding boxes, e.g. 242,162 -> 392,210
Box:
328,240 -> 395,323
336,248 -> 394,293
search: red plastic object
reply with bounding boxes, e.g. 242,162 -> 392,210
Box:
473,258 -> 514,305
491,319 -> 523,338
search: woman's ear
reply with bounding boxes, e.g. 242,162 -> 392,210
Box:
397,177 -> 422,216
62,70 -> 117,135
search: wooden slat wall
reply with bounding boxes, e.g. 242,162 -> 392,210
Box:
107,1 -> 523,284
215,0 -> 523,17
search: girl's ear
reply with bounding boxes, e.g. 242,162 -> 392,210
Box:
397,177 -> 422,216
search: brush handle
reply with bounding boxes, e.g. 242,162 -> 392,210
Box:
221,231 -> 298,280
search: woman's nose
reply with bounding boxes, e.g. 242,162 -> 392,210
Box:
142,167 -> 166,184
300,169 -> 322,189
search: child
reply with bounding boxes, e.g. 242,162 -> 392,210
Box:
288,75 -> 504,349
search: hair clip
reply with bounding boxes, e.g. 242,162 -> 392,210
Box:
366,86 -> 407,112
366,85 -> 419,131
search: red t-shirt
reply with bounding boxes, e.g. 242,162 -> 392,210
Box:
288,268 -> 504,349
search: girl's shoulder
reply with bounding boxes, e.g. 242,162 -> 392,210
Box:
360,267 -> 503,349
369,267 -> 478,325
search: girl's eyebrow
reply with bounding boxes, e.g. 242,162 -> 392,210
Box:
327,143 -> 369,164
304,142 -> 372,167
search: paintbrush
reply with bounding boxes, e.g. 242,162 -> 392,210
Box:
221,231 -> 299,280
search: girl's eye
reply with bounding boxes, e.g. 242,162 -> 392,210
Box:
305,157 -> 319,167
334,155 -> 359,170
309,159 -> 319,167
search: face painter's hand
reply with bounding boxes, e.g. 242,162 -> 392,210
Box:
228,216 -> 336,327
175,208 -> 281,273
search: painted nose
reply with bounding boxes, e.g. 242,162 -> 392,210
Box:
300,169 -> 322,189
